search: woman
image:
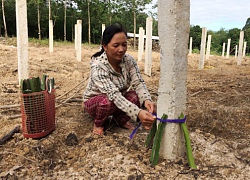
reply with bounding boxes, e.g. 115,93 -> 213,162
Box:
83,24 -> 156,135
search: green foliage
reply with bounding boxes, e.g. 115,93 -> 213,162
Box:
189,25 -> 202,50
244,28 -> 250,55
192,48 -> 200,54
28,37 -> 49,46
209,28 -> 228,54
1,0 -> 249,56
228,28 -> 241,51
243,18 -> 250,30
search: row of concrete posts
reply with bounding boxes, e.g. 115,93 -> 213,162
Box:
188,28 -> 247,69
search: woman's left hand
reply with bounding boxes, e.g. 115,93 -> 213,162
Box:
144,100 -> 156,114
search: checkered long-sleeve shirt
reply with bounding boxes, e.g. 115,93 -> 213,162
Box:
83,52 -> 152,122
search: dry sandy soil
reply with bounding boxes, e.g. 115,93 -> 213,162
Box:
0,38 -> 249,179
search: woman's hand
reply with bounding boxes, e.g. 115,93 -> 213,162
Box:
144,100 -> 156,114
138,110 -> 156,130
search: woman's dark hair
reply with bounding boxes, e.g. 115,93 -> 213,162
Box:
92,23 -> 127,57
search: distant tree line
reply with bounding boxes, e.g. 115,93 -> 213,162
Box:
0,0 -> 157,44
0,1 -> 249,55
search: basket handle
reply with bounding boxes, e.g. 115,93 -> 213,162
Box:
46,77 -> 53,94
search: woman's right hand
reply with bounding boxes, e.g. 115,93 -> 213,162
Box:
138,110 -> 156,130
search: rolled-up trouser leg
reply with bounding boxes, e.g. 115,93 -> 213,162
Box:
84,95 -> 116,127
84,91 -> 140,127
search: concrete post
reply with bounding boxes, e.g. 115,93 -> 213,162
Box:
237,31 -> 244,65
76,20 -> 82,62
243,41 -> 247,57
16,0 -> 29,83
226,39 -> 231,59
235,45 -> 238,59
199,27 -> 207,69
49,20 -> 53,53
222,42 -> 225,57
206,34 -> 211,59
158,0 -> 189,160
144,17 -> 153,76
75,24 -> 77,50
189,37 -> 192,55
138,27 -> 145,61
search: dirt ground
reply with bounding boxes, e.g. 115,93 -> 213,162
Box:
0,38 -> 249,180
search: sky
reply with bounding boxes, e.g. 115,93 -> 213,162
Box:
146,0 -> 250,31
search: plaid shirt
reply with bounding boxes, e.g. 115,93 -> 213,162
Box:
83,52 -> 152,121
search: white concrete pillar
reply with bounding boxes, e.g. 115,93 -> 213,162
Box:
49,20 -> 53,53
199,27 -> 207,69
76,20 -> 82,62
243,41 -> 247,57
189,37 -> 192,55
75,24 -> 77,50
138,27 -> 145,61
144,17 -> 153,76
235,45 -> 238,59
16,0 -> 29,83
226,39 -> 231,59
206,34 -> 211,59
222,42 -> 225,57
102,24 -> 106,36
158,0 -> 189,160
237,31 -> 244,65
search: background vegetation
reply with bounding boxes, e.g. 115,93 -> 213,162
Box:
0,0 -> 249,55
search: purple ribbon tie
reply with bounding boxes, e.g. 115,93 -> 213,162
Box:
129,114 -> 186,139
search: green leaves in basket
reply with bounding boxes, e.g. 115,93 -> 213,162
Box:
28,77 -> 41,92
41,74 -> 48,91
20,75 -> 54,93
21,79 -> 32,94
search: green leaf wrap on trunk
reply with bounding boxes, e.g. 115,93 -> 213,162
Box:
150,114 -> 168,167
145,120 -> 157,148
179,113 -> 197,169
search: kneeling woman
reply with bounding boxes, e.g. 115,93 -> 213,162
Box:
83,24 -> 156,135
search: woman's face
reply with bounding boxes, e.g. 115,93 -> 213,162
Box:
103,32 -> 127,63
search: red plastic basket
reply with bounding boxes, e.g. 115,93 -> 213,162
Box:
20,89 -> 55,138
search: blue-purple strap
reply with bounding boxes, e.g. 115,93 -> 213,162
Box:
129,114 -> 186,139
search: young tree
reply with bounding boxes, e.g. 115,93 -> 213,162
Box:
2,0 -> 8,37
64,1 -> 67,41
37,0 -> 41,40
87,0 -> 91,44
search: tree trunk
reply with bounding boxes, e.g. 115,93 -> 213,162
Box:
108,0 -> 111,25
87,0 -> 91,44
37,0 -> 41,40
48,0 -> 51,20
2,0 -> 8,38
64,1 -> 67,41
133,10 -> 136,50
